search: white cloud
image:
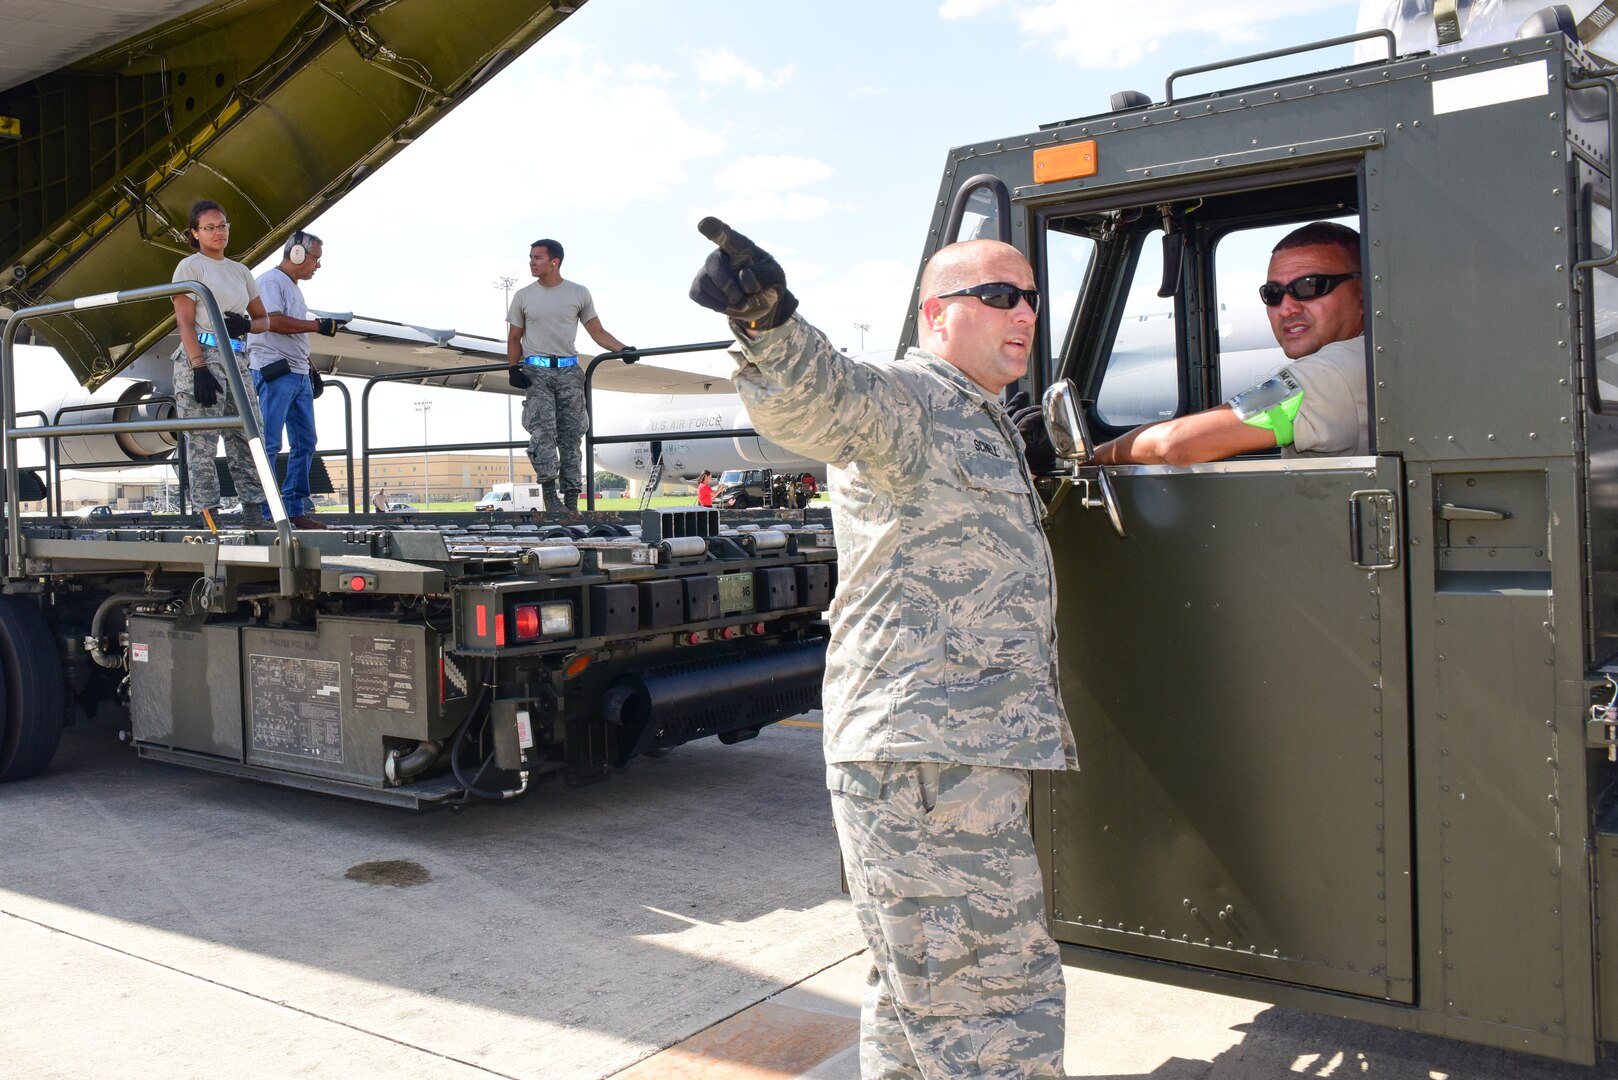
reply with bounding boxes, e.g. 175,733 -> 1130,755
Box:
708,192 -> 833,223
704,156 -> 835,222
945,0 -> 1354,68
713,155 -> 832,194
692,48 -> 796,90
622,63 -> 675,81
344,48 -> 727,218
938,0 -> 1006,17
796,258 -> 915,355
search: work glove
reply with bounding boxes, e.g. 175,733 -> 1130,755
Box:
689,217 -> 799,332
620,345 -> 640,364
310,369 -> 325,399
1006,390 -> 1057,474
508,365 -> 532,390
191,365 -> 221,408
223,311 -> 252,340
314,317 -> 342,337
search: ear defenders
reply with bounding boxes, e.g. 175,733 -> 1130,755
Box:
286,230 -> 309,266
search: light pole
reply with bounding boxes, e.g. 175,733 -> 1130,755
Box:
853,321 -> 870,351
495,276 -> 519,485
414,399 -> 432,510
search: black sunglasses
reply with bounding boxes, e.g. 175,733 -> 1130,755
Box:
936,281 -> 1042,313
1258,271 -> 1361,307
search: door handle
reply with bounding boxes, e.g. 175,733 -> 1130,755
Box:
1349,489 -> 1400,569
1437,503 -> 1509,521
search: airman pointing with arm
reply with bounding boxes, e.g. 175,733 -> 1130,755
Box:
692,219 -> 1075,1079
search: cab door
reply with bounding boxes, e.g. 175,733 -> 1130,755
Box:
1036,207 -> 1415,1003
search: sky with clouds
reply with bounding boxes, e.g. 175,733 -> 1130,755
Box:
300,0 -> 1361,358
48,0 -> 1374,472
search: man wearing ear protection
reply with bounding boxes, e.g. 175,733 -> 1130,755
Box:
246,229 -> 346,530
506,238 -> 633,511
691,219 -> 1075,1079
1095,221 -> 1367,466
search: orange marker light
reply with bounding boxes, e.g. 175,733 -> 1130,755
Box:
1033,140 -> 1097,184
565,653 -> 592,679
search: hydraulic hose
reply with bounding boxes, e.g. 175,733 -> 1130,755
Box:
449,686 -> 528,800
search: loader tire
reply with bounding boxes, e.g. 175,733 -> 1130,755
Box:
0,595 -> 65,782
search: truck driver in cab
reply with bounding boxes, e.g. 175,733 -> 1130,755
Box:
1093,221 -> 1369,465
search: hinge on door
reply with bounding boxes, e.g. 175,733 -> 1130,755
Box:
1349,489 -> 1399,569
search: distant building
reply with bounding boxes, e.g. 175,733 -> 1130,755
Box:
323,452 -> 537,505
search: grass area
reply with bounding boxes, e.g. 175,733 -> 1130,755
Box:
315,495 -> 718,514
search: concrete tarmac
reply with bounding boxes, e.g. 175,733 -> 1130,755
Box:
4,715 -> 1618,1079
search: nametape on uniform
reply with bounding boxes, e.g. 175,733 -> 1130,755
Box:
1431,59 -> 1549,117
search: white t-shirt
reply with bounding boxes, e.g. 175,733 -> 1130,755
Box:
172,252 -> 258,338
246,267 -> 310,372
507,279 -> 597,357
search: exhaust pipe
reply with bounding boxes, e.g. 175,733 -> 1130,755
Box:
602,637 -> 826,765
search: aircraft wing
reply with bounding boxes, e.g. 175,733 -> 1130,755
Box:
0,0 -> 587,388
303,316 -> 738,397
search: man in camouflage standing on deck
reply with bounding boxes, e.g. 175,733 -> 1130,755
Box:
690,218 -> 1076,1079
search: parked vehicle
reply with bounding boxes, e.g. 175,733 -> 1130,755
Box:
926,14 -> 1618,1065
475,483 -> 547,513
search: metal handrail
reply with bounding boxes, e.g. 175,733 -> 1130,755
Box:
583,341 -> 733,510
1,281 -> 296,591
312,376 -> 356,512
352,340 -> 745,513
1164,29 -> 1397,104
357,359 -> 509,513
49,394 -> 179,513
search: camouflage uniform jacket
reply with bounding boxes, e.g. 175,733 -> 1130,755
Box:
732,314 -> 1078,771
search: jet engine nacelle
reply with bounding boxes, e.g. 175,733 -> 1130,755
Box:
49,379 -> 177,466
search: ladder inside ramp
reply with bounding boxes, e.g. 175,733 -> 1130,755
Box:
638,453 -> 665,510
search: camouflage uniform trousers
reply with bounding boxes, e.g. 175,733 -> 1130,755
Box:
172,347 -> 266,511
521,366 -> 589,491
829,761 -> 1065,1079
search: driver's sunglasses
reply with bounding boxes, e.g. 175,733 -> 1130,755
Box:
936,281 -> 1042,313
1258,271 -> 1360,307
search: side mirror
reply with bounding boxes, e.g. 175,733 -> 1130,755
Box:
1041,379 -> 1125,537
1042,379 -> 1094,463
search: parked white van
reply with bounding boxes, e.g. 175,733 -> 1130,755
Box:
475,483 -> 547,512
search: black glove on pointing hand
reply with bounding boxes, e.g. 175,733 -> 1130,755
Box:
508,365 -> 532,390
191,365 -> 221,408
689,217 -> 799,332
1006,390 -> 1058,474
222,311 -> 252,340
314,317 -> 341,337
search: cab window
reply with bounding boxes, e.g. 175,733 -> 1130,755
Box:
1044,227 -> 1096,388
1039,176 -> 1365,455
1095,231 -> 1173,428
1583,188 -> 1618,408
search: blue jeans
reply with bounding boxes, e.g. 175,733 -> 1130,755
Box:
252,368 -> 316,517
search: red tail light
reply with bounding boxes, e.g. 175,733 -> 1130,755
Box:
514,603 -> 542,640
